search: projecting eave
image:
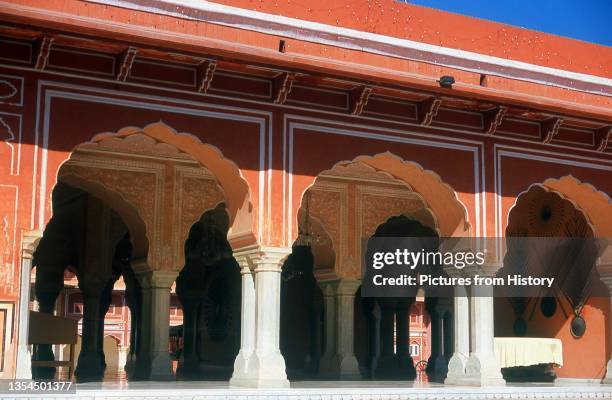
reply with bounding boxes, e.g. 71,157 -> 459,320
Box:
86,0 -> 612,97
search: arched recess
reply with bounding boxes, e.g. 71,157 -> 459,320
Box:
540,175 -> 612,238
44,122 -> 256,271
90,122 -> 254,241
507,184 -> 597,238
501,182 -> 610,379
295,154 -> 469,279
353,152 -> 468,236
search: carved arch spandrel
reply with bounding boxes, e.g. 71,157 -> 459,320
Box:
297,160 -> 453,280
352,152 -> 470,237
90,122 -> 255,243
173,164 -> 226,268
293,153 -> 470,249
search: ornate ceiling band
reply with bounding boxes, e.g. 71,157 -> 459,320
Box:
541,117 -> 564,144
350,85 -> 373,116
594,126 -> 612,152
272,72 -> 296,104
484,106 -> 508,135
418,97 -> 442,126
116,46 -> 138,82
34,35 -> 53,70
197,59 -> 217,93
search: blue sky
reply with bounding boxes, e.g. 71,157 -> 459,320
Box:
401,0 -> 612,46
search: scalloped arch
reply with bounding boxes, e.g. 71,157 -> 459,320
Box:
321,152 -> 470,237
507,184 -> 596,238
542,175 -> 612,237
91,122 -> 254,237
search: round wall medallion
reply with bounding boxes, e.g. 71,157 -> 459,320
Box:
540,297 -> 557,318
513,317 -> 527,337
570,315 -> 586,338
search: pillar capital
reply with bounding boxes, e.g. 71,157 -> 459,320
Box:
335,278 -> 361,296
318,280 -> 337,297
21,230 -> 43,260
233,245 -> 291,273
136,270 -> 178,289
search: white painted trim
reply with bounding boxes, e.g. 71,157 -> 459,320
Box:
0,112 -> 21,176
284,115 -> 482,245
85,0 -> 612,96
5,63 -> 611,159
34,80 -> 270,244
0,74 -> 24,106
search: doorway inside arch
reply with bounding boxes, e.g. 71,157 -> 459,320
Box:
32,181 -> 143,382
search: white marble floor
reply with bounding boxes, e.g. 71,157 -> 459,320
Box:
2,380 -> 611,399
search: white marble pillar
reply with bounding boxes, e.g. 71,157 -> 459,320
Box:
136,270 -> 177,380
15,232 -> 40,379
463,286 -> 505,386
318,279 -> 361,379
333,279 -> 361,379
118,345 -> 129,371
230,248 -> 257,385
318,281 -> 337,377
445,286 -> 470,385
230,246 -> 290,388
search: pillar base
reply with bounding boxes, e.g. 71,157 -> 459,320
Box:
230,351 -> 289,388
444,352 -> 468,385
603,359 -> 612,384
230,377 -> 290,388
453,353 -> 505,387
15,345 -> 32,379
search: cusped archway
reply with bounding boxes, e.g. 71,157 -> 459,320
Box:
46,122 -> 256,271
295,155 -> 469,280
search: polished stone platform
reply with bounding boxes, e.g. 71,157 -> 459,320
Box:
2,380 -> 611,399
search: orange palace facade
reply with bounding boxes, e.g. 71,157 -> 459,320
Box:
0,0 -> 610,387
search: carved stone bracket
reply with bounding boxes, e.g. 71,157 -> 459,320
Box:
595,126 -> 612,152
116,47 -> 138,81
541,117 -> 563,144
350,86 -> 372,116
484,106 -> 508,135
418,97 -> 442,126
197,59 -> 217,93
34,35 -> 54,70
272,72 -> 295,104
